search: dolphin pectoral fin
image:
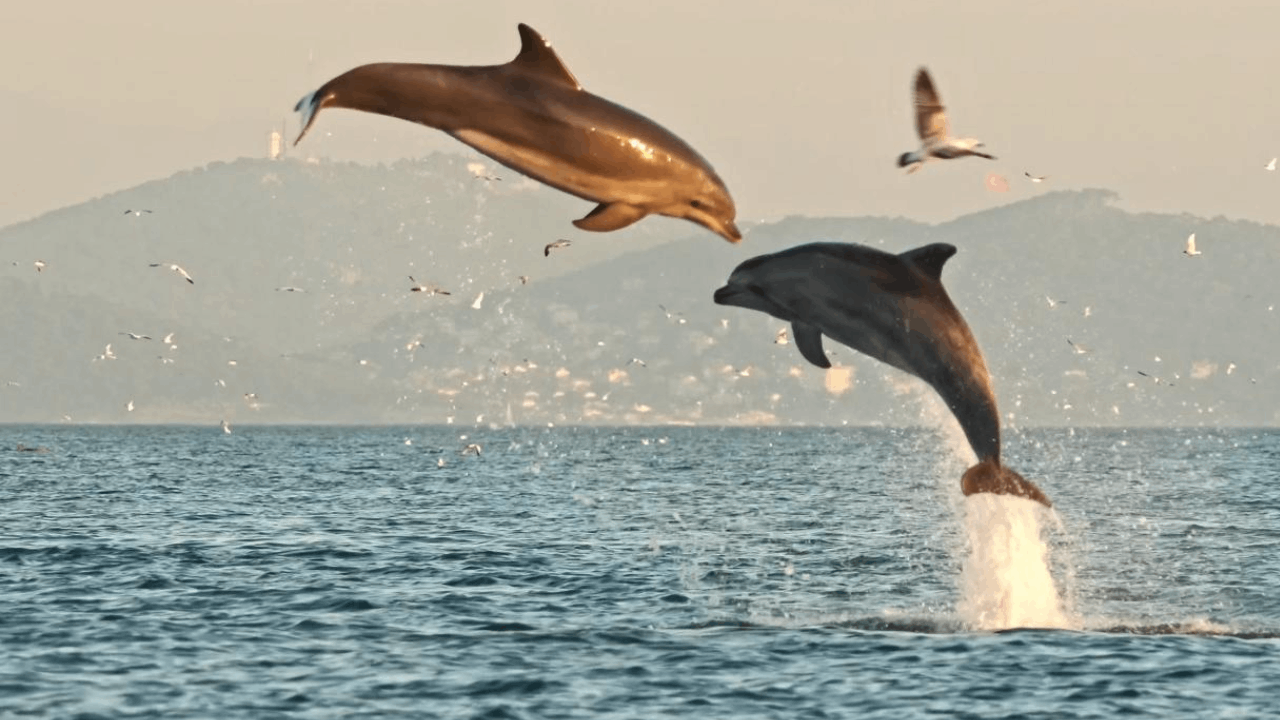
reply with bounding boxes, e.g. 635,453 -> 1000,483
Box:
898,243 -> 957,282
513,24 -> 582,90
961,460 -> 1052,508
791,322 -> 832,369
573,203 -> 648,233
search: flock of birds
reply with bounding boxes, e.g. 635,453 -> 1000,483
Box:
6,23 -> 1273,445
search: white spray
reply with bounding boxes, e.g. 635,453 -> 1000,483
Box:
897,375 -> 1075,631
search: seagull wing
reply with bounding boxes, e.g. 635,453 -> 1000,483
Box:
1186,233 -> 1197,254
914,68 -> 949,144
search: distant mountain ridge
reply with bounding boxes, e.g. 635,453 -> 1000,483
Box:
2,157 -> 1276,428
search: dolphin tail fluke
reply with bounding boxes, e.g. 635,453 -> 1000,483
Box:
961,459 -> 1051,508
293,90 -> 324,146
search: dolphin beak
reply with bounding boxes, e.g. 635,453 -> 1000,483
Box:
721,221 -> 742,244
713,284 -> 740,306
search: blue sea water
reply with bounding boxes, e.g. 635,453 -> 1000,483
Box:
2,424 -> 1278,718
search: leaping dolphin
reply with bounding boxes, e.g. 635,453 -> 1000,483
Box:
713,241 -> 1050,507
293,23 -> 741,244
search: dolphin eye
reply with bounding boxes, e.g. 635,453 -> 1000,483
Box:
689,199 -> 705,209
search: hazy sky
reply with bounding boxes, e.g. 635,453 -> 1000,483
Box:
6,0 -> 1280,230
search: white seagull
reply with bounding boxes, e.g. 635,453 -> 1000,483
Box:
150,262 -> 194,284
1025,172 -> 1048,183
124,209 -> 153,216
34,260 -> 46,273
898,67 -> 995,173
471,292 -> 485,310
275,286 -> 306,293
1184,233 -> 1201,257
774,327 -> 789,345
408,276 -> 450,295
119,332 -> 152,341
1267,158 -> 1276,172
544,239 -> 572,257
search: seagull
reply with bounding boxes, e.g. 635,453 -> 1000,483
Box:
1067,338 -> 1092,355
897,67 -> 995,173
275,286 -> 306,293
774,327 -> 789,345
544,239 -> 572,256
221,419 -> 232,434
461,443 -> 483,456
658,304 -> 687,324
34,260 -> 46,273
1025,172 -> 1048,183
1267,158 -> 1276,172
124,209 -> 153,216
518,275 -> 529,285
408,276 -> 450,295
163,332 -> 175,345
119,332 -> 152,341
1184,233 -> 1201,257
627,358 -> 647,367
150,262 -> 194,284
126,400 -> 134,412
471,292 -> 485,310
96,343 -> 116,361
1045,296 -> 1068,309
1137,370 -> 1175,386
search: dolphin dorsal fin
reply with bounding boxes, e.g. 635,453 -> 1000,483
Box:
513,24 -> 582,90
899,243 -> 957,282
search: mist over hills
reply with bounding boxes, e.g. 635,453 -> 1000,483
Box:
2,156 -> 1277,428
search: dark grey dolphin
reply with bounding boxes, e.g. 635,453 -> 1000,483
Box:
713,241 -> 1050,507
293,24 -> 741,244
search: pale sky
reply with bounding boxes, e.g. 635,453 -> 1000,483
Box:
5,0 -> 1280,230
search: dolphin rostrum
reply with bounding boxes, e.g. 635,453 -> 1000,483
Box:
293,24 -> 741,244
713,241 -> 1050,507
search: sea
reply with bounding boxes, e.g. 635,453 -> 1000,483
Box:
2,423 -> 1278,719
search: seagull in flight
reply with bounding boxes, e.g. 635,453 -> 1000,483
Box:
1045,296 -> 1068,309
518,275 -> 529,285
898,67 -> 995,173
461,443 -> 483,456
1184,233 -> 1201,257
408,276 -> 450,295
150,262 -> 194,284
544,239 -> 572,257
33,260 -> 46,273
275,286 -> 306,293
119,332 -> 152,341
1024,172 -> 1048,183
124,209 -> 153,216
627,358 -> 647,367
1067,338 -> 1092,355
1267,158 -> 1277,172
774,327 -> 789,345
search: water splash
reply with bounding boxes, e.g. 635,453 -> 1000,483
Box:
956,495 -> 1075,630
896,375 -> 1076,631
